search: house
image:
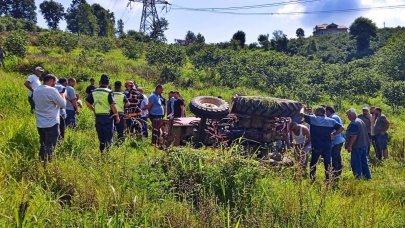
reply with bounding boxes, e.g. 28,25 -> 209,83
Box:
313,23 -> 348,36
174,39 -> 192,46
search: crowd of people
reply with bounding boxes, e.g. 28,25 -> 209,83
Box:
292,105 -> 390,181
25,66 -> 391,181
25,67 -> 186,164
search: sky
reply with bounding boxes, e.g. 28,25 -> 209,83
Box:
35,0 -> 405,43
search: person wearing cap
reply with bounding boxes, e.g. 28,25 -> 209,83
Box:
148,84 -> 165,145
85,78 -> 97,98
33,74 -> 66,163
345,108 -> 371,179
113,81 -> 130,142
358,107 -> 372,155
65,78 -> 79,128
85,74 -> 120,153
24,66 -> 44,113
325,106 -> 345,179
300,106 -> 344,182
55,78 -> 68,139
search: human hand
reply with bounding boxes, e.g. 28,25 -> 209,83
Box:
115,116 -> 120,124
346,145 -> 352,153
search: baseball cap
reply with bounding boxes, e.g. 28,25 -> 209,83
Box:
100,74 -> 110,84
362,107 -> 369,111
35,66 -> 44,72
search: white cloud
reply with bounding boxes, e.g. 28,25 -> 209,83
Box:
360,0 -> 405,27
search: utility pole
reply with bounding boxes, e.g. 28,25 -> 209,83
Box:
128,0 -> 170,34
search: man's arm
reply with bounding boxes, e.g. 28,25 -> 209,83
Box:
24,81 -> 32,92
147,97 -> 153,112
111,104 -> 120,123
85,94 -> 95,112
303,127 -> 311,147
346,135 -> 357,152
52,89 -> 66,108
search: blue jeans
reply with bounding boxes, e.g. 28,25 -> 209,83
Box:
95,115 -> 114,152
331,143 -> 343,178
66,110 -> 76,128
375,133 -> 388,160
351,147 -> 371,179
310,145 -> 332,181
141,117 -> 148,137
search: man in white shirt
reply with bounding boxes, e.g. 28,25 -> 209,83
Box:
24,66 -> 44,113
138,87 -> 149,138
33,74 -> 66,163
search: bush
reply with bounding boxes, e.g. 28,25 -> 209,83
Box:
5,31 -> 28,58
160,65 -> 180,83
122,38 -> 144,60
146,44 -> 186,68
56,33 -> 79,53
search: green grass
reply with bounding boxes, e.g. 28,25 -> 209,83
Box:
0,47 -> 404,227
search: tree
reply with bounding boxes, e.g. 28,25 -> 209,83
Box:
6,0 -> 37,23
116,19 -> 125,38
374,31 -> 405,81
185,30 -> 197,43
258,34 -> 270,51
65,0 -> 99,36
127,30 -> 146,42
232,30 -> 246,48
196,33 -> 205,44
383,81 -> 405,112
149,17 -> 168,42
91,3 -> 115,37
271,30 -> 288,52
39,0 -> 65,30
5,31 -> 27,58
307,39 -> 318,55
296,28 -> 305,38
350,17 -> 377,52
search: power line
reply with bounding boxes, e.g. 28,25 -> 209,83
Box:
171,0 -> 320,11
171,4 -> 405,16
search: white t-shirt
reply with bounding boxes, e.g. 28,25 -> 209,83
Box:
27,74 -> 41,96
140,95 -> 149,117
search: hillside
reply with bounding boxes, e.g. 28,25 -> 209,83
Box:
0,18 -> 405,226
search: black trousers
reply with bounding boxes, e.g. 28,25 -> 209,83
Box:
37,124 -> 60,162
331,143 -> 344,178
28,95 -> 35,113
95,115 -> 114,152
59,116 -> 66,139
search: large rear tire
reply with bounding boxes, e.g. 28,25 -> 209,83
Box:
189,96 -> 229,119
232,96 -> 302,118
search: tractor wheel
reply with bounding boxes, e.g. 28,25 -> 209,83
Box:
189,96 -> 229,119
232,96 -> 302,118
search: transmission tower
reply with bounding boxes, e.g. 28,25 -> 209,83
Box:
128,0 -> 170,34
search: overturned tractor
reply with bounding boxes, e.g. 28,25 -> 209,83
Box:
163,95 -> 302,161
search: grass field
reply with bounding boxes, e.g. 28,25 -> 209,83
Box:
0,47 -> 404,227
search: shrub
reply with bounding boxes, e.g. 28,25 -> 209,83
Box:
5,31 -> 28,58
122,38 -> 144,60
56,33 -> 79,52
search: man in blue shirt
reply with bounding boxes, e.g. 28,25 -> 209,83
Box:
148,84 -> 164,145
326,106 -> 345,179
345,109 -> 371,179
301,107 -> 344,181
